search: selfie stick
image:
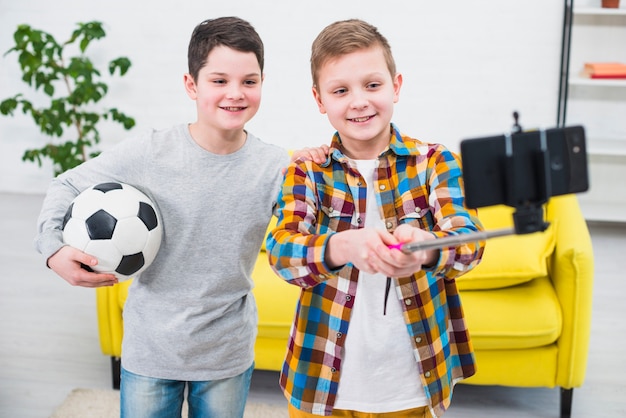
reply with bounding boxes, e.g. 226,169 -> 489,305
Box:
393,227 -> 515,253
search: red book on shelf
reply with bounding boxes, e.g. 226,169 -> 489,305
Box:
583,62 -> 626,78
590,73 -> 626,79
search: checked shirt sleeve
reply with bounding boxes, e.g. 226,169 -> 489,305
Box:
266,160 -> 338,288
422,144 -> 485,280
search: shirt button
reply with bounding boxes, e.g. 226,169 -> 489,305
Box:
386,221 -> 393,229
415,336 -> 422,343
357,182 -> 362,186
357,218 -> 362,224
337,332 -> 343,338
379,184 -> 386,191
425,371 -> 431,378
414,207 -> 421,213
405,299 -> 412,306
331,367 -> 337,373
346,295 -> 352,301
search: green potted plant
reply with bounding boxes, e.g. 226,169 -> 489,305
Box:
0,21 -> 135,176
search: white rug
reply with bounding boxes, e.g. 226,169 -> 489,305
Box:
51,388 -> 289,418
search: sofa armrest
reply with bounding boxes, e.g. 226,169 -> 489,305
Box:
545,194 -> 594,388
96,280 -> 132,358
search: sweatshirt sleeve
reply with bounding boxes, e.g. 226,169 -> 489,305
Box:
34,131 -> 151,261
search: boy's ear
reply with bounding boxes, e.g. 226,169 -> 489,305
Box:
183,73 -> 197,99
393,73 -> 403,103
312,86 -> 327,114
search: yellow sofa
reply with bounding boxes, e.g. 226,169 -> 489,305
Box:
96,194 -> 593,418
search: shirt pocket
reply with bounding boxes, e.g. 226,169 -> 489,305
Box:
317,186 -> 356,233
397,193 -> 433,231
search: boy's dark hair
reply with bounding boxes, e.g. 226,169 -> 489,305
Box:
310,19 -> 396,89
188,16 -> 264,81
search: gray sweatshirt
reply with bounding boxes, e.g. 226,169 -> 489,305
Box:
35,124 -> 289,380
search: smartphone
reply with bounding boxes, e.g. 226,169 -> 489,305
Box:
460,125 -> 589,209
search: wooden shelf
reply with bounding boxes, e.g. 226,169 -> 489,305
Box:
574,7 -> 626,16
569,76 -> 626,87
586,138 -> 626,156
577,198 -> 626,222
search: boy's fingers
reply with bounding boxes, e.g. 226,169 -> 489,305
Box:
314,145 -> 330,162
77,252 -> 99,267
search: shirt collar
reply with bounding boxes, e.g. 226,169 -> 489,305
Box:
321,123 -> 411,167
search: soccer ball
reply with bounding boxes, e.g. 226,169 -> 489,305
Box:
62,182 -> 163,281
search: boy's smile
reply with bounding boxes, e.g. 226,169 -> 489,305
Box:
349,116 -> 375,123
313,45 -> 402,159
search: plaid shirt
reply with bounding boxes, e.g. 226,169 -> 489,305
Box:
267,124 -> 485,417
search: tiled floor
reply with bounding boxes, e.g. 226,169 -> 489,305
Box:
1,192 -> 624,417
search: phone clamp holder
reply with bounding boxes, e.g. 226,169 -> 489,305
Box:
504,130 -> 551,235
398,125 -> 553,254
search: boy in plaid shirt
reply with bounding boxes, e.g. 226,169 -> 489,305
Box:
267,19 -> 485,418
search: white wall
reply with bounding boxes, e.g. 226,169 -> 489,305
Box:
0,0 -> 565,194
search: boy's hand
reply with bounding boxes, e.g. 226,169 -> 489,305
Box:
290,144 -> 330,165
47,246 -> 119,288
384,224 -> 439,274
326,225 -> 438,277
325,228 -> 395,274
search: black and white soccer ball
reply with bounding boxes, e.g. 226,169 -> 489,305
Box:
62,182 -> 163,281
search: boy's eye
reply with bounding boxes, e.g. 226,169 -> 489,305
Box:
213,79 -> 226,85
244,79 -> 258,86
333,88 -> 347,95
367,82 -> 381,89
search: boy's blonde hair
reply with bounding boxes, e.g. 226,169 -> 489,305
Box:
310,19 -> 396,88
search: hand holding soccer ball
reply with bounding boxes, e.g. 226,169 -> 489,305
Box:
61,182 -> 163,281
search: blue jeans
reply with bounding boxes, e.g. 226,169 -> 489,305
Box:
120,364 -> 254,418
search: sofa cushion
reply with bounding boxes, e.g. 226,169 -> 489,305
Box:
461,276 -> 562,350
456,204 -> 556,290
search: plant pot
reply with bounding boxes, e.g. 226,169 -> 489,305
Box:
602,0 -> 620,8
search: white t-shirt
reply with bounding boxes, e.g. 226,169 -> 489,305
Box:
334,159 -> 428,412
